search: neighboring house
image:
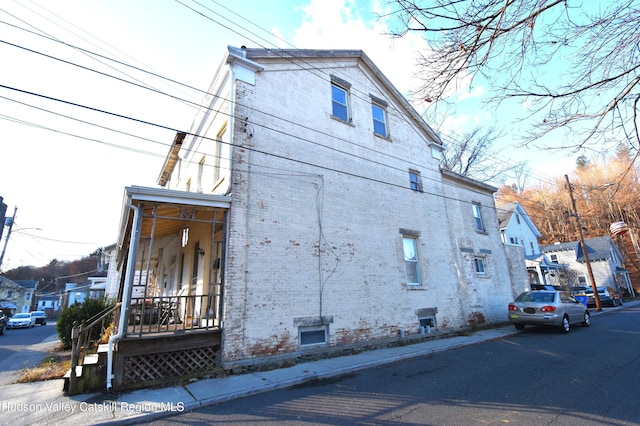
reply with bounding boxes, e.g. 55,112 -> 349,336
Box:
0,276 -> 36,314
497,202 -> 563,292
541,236 -> 634,296
63,283 -> 89,307
87,276 -> 107,299
35,294 -> 60,312
103,46 -> 516,392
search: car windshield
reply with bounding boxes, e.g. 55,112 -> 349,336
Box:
13,313 -> 30,319
516,292 -> 556,303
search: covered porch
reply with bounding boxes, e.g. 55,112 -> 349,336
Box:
108,186 -> 231,391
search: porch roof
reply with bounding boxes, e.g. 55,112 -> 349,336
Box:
116,186 -> 231,264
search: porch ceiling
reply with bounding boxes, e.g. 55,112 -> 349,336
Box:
137,202 -> 224,239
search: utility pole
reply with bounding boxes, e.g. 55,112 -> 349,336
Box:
565,175 -> 601,311
0,206 -> 17,271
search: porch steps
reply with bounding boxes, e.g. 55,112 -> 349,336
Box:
63,345 -> 108,395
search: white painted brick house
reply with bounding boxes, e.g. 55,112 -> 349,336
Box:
109,46 -> 516,386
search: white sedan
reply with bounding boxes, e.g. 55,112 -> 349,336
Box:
6,313 -> 36,329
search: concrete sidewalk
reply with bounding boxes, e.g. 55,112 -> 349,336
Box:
2,302 -> 630,426
0,326 -> 519,426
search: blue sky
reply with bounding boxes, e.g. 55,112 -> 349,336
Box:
0,0 -> 574,270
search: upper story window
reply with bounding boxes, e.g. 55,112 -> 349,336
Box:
515,213 -> 521,224
370,94 -> 388,138
409,170 -> 423,192
550,254 -> 558,263
330,75 -> 351,123
472,203 -> 485,232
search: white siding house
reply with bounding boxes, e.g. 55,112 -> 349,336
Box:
498,202 -> 561,291
107,46 -> 516,389
541,236 -> 634,297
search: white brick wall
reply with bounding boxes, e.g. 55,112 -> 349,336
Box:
174,48 -> 517,368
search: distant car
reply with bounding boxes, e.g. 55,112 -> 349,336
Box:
6,312 -> 36,329
0,312 -> 6,335
508,290 -> 590,333
30,311 -> 47,326
584,286 -> 619,307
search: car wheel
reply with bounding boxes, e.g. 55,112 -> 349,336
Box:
582,311 -> 591,327
561,316 -> 571,333
514,323 -> 525,331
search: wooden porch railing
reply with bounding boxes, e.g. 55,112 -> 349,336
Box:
127,294 -> 220,337
68,302 -> 121,394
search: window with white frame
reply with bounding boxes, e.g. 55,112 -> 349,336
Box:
403,237 -> 421,285
331,75 -> 351,122
370,95 -> 388,137
409,170 -> 423,192
472,203 -> 485,232
550,254 -> 558,263
474,257 -> 486,275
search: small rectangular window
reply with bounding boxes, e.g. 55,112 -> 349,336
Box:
372,103 -> 388,137
403,237 -> 421,285
331,82 -> 350,122
474,257 -> 486,274
550,254 -> 558,263
472,203 -> 485,232
299,326 -> 327,346
409,170 -> 423,192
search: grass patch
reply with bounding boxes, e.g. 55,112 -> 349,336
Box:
16,346 -> 71,383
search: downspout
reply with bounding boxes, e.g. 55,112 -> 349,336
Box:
107,202 -> 141,391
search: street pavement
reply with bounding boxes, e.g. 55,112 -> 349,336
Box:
0,302 -> 632,426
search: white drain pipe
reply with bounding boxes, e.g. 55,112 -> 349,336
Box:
107,202 -> 140,391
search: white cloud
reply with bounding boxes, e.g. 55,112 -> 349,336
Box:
292,0 -> 429,96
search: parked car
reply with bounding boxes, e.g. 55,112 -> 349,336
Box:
584,286 -> 620,307
30,311 -> 47,326
508,290 -> 591,333
6,312 -> 36,329
0,312 -> 6,335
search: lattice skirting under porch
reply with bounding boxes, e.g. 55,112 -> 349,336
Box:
120,345 -> 219,389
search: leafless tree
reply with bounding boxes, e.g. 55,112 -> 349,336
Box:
441,126 -> 526,183
387,0 -> 640,154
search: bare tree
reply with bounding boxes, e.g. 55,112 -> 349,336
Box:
388,0 -> 640,154
441,126 -> 526,183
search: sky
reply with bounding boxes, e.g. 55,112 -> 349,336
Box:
0,0 -> 577,271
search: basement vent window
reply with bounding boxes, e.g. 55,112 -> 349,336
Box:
299,326 -> 328,346
419,316 -> 436,330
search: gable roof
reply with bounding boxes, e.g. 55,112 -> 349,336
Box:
497,202 -> 541,237
236,47 -> 443,147
540,236 -> 618,262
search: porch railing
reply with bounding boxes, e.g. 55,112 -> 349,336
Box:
68,302 -> 120,395
126,294 -> 220,337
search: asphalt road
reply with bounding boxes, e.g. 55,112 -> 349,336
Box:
0,322 -> 58,385
147,304 -> 640,425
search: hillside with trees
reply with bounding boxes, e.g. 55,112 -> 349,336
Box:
497,146 -> 640,286
2,250 -> 105,296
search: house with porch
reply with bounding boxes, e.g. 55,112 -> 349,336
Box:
540,236 -> 634,297
84,46 -> 517,394
497,202 -> 564,293
0,276 -> 36,314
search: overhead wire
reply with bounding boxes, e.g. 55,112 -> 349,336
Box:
0,2 -> 598,223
